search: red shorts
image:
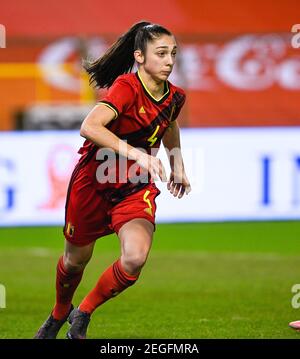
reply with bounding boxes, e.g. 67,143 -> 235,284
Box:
63,167 -> 161,247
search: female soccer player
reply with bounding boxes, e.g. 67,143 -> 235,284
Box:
35,21 -> 191,339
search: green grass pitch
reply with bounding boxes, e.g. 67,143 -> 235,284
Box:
0,221 -> 300,339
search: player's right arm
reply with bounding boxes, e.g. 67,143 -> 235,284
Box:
80,104 -> 167,182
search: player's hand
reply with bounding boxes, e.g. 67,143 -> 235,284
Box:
136,153 -> 167,182
167,169 -> 191,198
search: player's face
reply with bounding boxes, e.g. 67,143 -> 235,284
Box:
143,34 -> 177,82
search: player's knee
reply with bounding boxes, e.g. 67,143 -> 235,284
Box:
63,255 -> 89,273
122,252 -> 148,275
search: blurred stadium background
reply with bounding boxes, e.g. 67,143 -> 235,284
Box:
0,0 -> 300,338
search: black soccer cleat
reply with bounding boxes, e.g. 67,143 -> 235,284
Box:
66,308 -> 91,339
34,304 -> 74,339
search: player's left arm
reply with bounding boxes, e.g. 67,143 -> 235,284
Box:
162,120 -> 191,198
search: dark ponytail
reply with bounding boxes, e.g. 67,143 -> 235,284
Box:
84,21 -> 172,89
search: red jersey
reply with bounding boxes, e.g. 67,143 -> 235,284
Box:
77,71 -> 186,202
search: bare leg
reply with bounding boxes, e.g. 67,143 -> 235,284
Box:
118,218 -> 154,276
63,240 -> 95,273
77,218 -> 154,315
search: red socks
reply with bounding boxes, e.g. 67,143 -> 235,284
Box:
52,257 -> 139,319
79,259 -> 139,314
52,256 -> 83,320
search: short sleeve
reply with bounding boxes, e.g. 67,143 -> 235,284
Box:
98,78 -> 135,119
172,92 -> 186,121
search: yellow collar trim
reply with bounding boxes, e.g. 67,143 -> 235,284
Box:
137,70 -> 169,102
